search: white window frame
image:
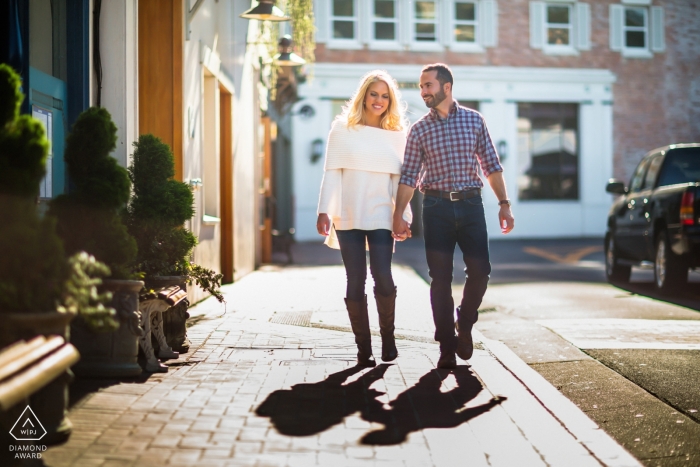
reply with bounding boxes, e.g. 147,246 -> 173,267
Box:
543,3 -> 575,54
622,6 -> 649,56
369,0 -> 402,50
411,0 -> 442,51
449,0 -> 483,52
328,0 -> 362,49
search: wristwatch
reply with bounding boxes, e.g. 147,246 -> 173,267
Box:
498,199 -> 511,207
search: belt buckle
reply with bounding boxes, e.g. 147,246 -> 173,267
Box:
449,191 -> 460,201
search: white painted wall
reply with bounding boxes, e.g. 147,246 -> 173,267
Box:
292,63 -> 616,240
97,0 -> 139,169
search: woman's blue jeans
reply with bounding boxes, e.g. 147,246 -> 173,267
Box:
422,194 -> 491,352
335,229 -> 395,301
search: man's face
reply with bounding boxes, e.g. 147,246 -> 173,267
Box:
419,71 -> 448,109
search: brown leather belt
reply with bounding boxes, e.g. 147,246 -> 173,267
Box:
423,188 -> 481,201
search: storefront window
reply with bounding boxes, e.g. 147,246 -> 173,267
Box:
517,103 -> 579,201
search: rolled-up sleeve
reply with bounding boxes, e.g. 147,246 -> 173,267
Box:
399,126 -> 423,187
475,117 -> 503,178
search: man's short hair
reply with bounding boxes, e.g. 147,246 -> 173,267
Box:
421,63 -> 454,87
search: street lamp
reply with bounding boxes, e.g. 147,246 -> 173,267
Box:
274,35 -> 306,67
240,0 -> 290,21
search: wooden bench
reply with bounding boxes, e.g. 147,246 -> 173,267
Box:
0,336 -> 80,411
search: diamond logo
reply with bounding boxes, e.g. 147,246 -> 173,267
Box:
9,406 -> 46,441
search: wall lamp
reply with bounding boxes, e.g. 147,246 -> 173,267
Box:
240,0 -> 289,21
497,140 -> 507,162
274,35 -> 306,67
310,139 -> 323,164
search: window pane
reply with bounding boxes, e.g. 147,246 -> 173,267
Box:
626,31 -> 645,48
374,0 -> 395,18
454,25 -> 475,42
455,2 -> 475,21
333,0 -> 353,17
625,8 -> 645,27
333,21 -> 355,39
517,103 -> 579,201
548,28 -> 570,45
415,1 -> 436,19
415,23 -> 436,41
547,5 -> 569,24
459,101 -> 479,111
375,22 -> 396,40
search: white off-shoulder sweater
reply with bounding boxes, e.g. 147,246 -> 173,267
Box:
317,121 -> 412,249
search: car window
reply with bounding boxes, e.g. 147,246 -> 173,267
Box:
643,154 -> 663,189
629,158 -> 651,193
657,148 -> 700,186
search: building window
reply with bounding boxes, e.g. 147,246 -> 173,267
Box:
413,1 -> 438,42
609,4 -> 664,57
373,0 -> 399,41
517,103 -> 579,201
530,2 -> 590,54
623,7 -> 647,49
453,1 -> 478,43
545,4 -> 572,46
331,0 -> 357,40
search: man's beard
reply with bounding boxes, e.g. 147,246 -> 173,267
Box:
423,86 -> 447,109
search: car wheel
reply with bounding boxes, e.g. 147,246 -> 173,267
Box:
605,233 -> 631,283
654,230 -> 688,294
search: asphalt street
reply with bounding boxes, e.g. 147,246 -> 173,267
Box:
288,236 -> 700,466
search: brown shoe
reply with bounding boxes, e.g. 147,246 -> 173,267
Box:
455,321 -> 474,361
437,351 -> 457,369
345,296 -> 376,367
374,287 -> 398,362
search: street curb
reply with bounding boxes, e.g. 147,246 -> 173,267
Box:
473,329 -> 643,467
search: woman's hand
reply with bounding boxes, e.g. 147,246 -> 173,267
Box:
317,213 -> 331,236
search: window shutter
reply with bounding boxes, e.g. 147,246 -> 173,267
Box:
609,4 -> 624,51
400,0 -> 411,45
575,3 -> 591,50
480,0 -> 498,47
650,6 -> 665,52
314,0 -> 328,43
441,0 -> 451,46
359,0 -> 371,43
530,2 -> 545,49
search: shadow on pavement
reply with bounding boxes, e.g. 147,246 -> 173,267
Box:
255,364 -> 504,445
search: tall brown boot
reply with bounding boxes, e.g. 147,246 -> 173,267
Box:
374,287 -> 398,362
344,296 -> 376,367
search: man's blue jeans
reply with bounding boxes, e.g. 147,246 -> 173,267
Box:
422,194 -> 491,352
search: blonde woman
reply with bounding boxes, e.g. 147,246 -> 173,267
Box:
316,70 -> 412,367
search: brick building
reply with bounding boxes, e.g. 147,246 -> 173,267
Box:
284,0 -> 700,239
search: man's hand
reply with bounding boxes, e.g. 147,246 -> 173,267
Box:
317,213 -> 331,236
499,205 -> 514,234
392,214 -> 411,241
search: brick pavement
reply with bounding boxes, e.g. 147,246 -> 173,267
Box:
39,264 -> 639,467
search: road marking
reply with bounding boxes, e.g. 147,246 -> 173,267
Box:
537,319 -> 700,350
523,246 -> 603,264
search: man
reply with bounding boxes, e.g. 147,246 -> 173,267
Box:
393,63 -> 514,369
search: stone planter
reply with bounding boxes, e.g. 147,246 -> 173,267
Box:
70,279 -> 144,378
144,276 -> 190,353
0,310 -> 76,446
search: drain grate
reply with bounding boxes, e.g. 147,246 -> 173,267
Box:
269,310 -> 313,327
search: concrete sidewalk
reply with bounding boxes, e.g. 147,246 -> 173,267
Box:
42,264 -> 641,467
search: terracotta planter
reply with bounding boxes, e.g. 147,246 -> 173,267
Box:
0,310 -> 76,446
70,279 -> 144,378
144,276 -> 191,353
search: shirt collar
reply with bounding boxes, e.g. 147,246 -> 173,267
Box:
429,100 -> 459,121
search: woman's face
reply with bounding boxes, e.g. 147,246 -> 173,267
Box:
364,80 -> 391,119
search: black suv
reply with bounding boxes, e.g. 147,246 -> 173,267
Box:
605,144 -> 700,293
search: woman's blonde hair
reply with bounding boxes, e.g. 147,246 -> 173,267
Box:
337,70 -> 407,131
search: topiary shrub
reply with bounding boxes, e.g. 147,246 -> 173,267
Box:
49,107 -> 137,280
0,65 -> 113,328
127,134 -> 223,301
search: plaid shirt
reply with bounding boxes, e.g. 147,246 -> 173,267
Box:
400,101 -> 503,191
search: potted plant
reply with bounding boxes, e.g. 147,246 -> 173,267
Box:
0,64 -> 114,445
48,107 -> 144,378
127,134 -> 223,353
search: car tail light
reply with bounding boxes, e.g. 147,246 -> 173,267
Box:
680,192 -> 695,226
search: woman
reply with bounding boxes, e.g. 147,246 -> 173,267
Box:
316,70 -> 412,367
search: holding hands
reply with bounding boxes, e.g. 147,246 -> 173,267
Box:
392,214 -> 411,241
